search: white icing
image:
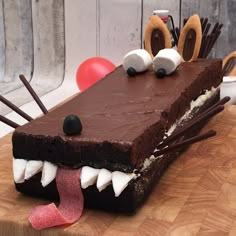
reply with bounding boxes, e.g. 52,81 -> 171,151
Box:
24,160 -> 43,180
13,159 -> 28,183
80,166 -> 100,189
123,49 -> 152,73
41,161 -> 58,187
140,86 -> 219,171
96,168 -> 112,192
112,171 -> 136,197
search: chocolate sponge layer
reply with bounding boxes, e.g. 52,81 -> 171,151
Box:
12,60 -> 222,171
15,91 -> 220,213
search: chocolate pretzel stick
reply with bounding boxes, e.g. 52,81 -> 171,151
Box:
205,29 -> 222,57
0,115 -> 20,128
202,34 -> 212,58
0,95 -> 33,121
188,97 -> 230,123
183,18 -> 188,26
156,105 -> 224,150
204,23 -> 223,57
175,27 -> 180,40
210,96 -> 230,110
201,18 -> 209,33
153,130 -> 216,157
171,29 -> 179,46
19,74 -> 48,114
203,23 -> 211,36
222,58 -> 235,76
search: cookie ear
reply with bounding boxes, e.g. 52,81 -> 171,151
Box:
144,15 -> 172,58
222,51 -> 236,76
177,14 -> 202,62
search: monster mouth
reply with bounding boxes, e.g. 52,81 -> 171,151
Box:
13,87 -> 222,230
28,168 -> 84,230
13,159 -> 137,198
13,160 -> 137,230
13,86 -> 220,195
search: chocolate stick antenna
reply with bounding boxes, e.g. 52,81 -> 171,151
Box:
0,95 -> 33,121
153,130 -> 216,157
223,59 -> 235,76
156,105 -> 224,150
0,115 -> 20,128
209,96 -> 230,110
19,74 -> 48,114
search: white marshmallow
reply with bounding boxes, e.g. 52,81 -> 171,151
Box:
123,49 -> 152,73
41,161 -> 58,187
153,48 -> 182,75
96,168 -> 112,192
24,160 -> 43,180
112,171 -> 135,197
80,166 -> 100,189
13,159 -> 28,183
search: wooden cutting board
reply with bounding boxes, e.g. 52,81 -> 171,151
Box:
1,105 -> 236,236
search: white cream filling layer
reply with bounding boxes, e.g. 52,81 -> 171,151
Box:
13,86 -> 218,197
141,86 -> 219,171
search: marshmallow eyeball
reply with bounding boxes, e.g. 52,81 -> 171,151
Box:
153,48 -> 182,78
122,49 -> 152,76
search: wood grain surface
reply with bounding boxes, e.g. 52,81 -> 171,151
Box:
1,105 -> 236,235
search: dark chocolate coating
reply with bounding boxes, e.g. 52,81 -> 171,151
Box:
183,29 -> 196,61
151,29 -> 165,56
12,60 -> 222,171
15,91 -> 220,213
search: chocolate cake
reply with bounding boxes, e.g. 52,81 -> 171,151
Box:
12,58 -> 222,212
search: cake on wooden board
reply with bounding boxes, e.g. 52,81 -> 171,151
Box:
0,14 -> 228,230
12,57 -> 224,229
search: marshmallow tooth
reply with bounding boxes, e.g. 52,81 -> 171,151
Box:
13,159 -> 28,183
41,161 -> 58,187
96,168 -> 112,192
80,166 -> 100,189
123,49 -> 152,74
153,48 -> 182,75
112,171 -> 135,197
24,160 -> 43,180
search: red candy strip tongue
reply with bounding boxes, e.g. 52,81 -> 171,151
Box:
29,168 -> 84,230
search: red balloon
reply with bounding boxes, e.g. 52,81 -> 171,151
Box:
76,57 -> 116,91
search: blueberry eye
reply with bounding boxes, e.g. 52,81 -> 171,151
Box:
155,68 -> 166,79
127,67 -> 137,76
63,115 -> 82,135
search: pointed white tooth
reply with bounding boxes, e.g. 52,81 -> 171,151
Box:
112,171 -> 135,197
96,168 -> 112,192
13,159 -> 28,183
41,161 -> 58,187
80,166 -> 100,189
24,160 -> 43,180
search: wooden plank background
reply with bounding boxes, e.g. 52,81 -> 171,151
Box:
0,0 -> 236,114
72,0 -> 236,65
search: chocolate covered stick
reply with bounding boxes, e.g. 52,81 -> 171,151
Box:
19,74 -> 48,114
0,115 -> 20,128
204,23 -> 223,57
0,95 -> 33,121
153,130 -> 216,157
156,105 -> 224,150
209,96 -> 230,110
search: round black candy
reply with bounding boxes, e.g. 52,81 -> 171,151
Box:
127,67 -> 137,76
156,68 -> 166,79
63,114 -> 82,135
